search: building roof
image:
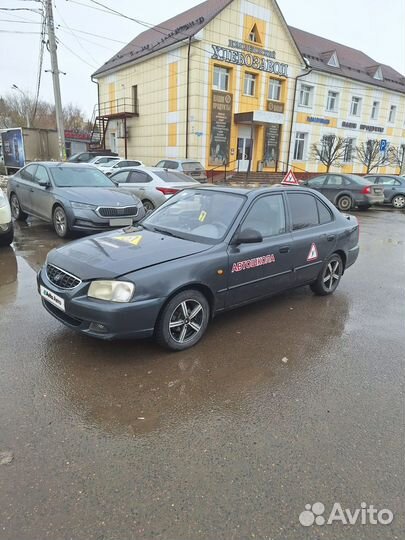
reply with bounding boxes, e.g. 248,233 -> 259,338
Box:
92,0 -> 232,77
92,0 -> 405,96
289,26 -> 405,94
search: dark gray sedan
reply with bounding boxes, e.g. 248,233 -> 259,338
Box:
364,174 -> 405,209
302,173 -> 384,211
37,185 -> 359,351
7,162 -> 145,238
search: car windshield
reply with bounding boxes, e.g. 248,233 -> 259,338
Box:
154,170 -> 199,183
143,189 -> 245,243
182,162 -> 204,172
50,166 -> 116,188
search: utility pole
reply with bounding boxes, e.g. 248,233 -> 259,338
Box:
45,0 -> 65,160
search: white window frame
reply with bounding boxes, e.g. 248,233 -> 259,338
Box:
299,84 -> 313,108
350,96 -> 362,117
371,101 -> 380,121
293,132 -> 307,161
243,72 -> 256,97
213,66 -> 230,92
388,105 -> 397,123
268,78 -> 282,101
326,90 -> 339,112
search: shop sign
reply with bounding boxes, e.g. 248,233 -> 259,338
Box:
211,45 -> 288,77
306,116 -> 330,125
209,91 -> 233,166
263,123 -> 281,167
342,121 -> 357,129
341,121 -> 384,133
267,100 -> 284,113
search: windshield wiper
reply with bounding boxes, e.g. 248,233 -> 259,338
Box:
151,226 -> 183,239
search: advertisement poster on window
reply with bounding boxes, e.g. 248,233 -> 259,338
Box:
1,128 -> 25,168
209,91 -> 233,166
263,123 -> 280,167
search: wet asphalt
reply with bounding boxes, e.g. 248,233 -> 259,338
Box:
0,208 -> 404,540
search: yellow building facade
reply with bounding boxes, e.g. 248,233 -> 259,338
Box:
92,0 -> 405,175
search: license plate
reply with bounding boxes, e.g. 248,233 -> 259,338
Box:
40,285 -> 65,312
109,218 -> 132,227
374,188 -> 382,194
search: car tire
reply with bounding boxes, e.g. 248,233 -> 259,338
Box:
52,205 -> 71,238
336,195 -> 352,212
155,289 -> 210,351
142,199 -> 155,212
0,226 -> 14,247
392,194 -> 405,209
310,253 -> 343,296
10,193 -> 27,221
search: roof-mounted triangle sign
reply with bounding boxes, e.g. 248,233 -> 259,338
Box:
281,169 -> 300,185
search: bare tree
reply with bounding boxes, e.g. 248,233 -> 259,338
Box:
387,145 -> 405,174
311,135 -> 348,172
355,140 -> 390,173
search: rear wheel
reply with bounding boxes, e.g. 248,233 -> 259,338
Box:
155,289 -> 210,351
10,193 -> 27,221
310,253 -> 343,296
52,205 -> 71,238
392,194 -> 405,209
336,195 -> 352,212
142,199 -> 155,212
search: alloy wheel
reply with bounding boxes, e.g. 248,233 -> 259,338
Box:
10,195 -> 20,219
323,259 -> 341,291
142,200 -> 155,212
337,196 -> 351,211
392,195 -> 405,209
169,299 -> 204,344
54,208 -> 67,236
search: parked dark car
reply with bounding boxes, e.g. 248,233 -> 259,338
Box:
7,162 -> 145,238
364,174 -> 405,209
38,186 -> 359,350
302,173 -> 384,211
68,151 -> 118,163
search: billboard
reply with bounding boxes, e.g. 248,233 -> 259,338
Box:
209,91 -> 233,166
1,128 -> 25,168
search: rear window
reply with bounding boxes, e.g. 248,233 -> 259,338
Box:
346,174 -> 371,185
154,171 -> 199,183
182,162 -> 204,172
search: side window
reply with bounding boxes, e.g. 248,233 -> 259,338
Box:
77,153 -> 89,162
394,180 -> 402,186
117,161 -> 127,168
111,171 -> 130,183
307,176 -> 326,187
156,160 -> 165,167
380,177 -> 396,186
325,175 -> 344,186
366,176 -> 377,183
241,194 -> 286,237
317,199 -> 333,224
35,165 -> 50,184
287,193 -> 319,230
164,161 -> 178,169
20,164 -> 37,181
128,171 -> 152,183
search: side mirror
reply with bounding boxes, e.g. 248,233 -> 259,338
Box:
39,179 -> 50,188
302,180 -> 309,186
233,228 -> 263,245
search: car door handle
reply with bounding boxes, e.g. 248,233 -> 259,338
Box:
279,245 -> 290,253
327,234 -> 336,242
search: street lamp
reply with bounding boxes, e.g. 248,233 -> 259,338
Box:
11,84 -> 31,128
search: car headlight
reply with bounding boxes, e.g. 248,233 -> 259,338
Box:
71,201 -> 96,210
0,190 -> 7,209
88,280 -> 135,302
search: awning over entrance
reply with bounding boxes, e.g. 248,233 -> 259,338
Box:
234,110 -> 284,125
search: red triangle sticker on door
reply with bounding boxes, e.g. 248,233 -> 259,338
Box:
307,242 -> 318,261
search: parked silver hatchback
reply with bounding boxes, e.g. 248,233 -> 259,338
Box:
155,159 -> 208,183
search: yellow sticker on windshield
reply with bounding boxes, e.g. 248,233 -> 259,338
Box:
198,210 -> 207,222
114,234 -> 143,246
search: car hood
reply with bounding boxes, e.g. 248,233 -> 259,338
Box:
47,228 -> 212,280
59,187 -> 140,205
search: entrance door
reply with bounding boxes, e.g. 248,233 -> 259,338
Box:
237,126 -> 253,172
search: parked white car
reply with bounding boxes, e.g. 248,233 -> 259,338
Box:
0,188 -> 13,246
101,158 -> 144,176
88,156 -> 121,169
110,167 -> 200,211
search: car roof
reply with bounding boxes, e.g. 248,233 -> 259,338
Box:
25,162 -> 96,168
158,158 -> 203,163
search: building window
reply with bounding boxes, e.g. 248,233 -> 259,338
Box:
299,84 -> 313,107
243,73 -> 256,96
268,78 -> 282,101
293,132 -> 307,160
389,105 -> 397,123
350,96 -> 362,116
344,138 -> 355,162
213,66 -> 230,91
326,91 -> 339,112
371,101 -> 379,120
132,85 -> 139,115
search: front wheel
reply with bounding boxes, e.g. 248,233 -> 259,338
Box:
142,199 -> 155,212
10,193 -> 27,221
52,206 -> 71,238
310,253 -> 343,296
336,195 -> 352,212
155,290 -> 210,351
392,194 -> 405,209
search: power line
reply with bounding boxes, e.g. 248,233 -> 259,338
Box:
56,36 -> 98,68
32,7 -> 46,122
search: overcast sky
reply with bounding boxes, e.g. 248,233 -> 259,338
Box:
1,0 -> 404,118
